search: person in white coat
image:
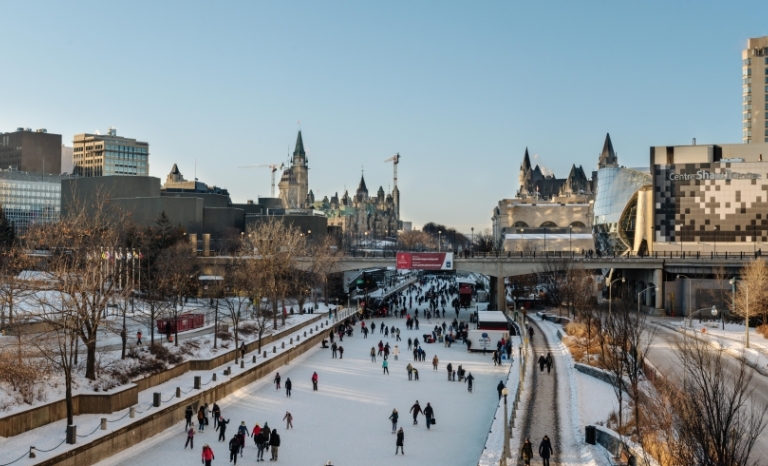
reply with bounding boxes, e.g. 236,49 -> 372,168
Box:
393,345 -> 400,360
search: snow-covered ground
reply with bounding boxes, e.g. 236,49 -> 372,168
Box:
93,283 -> 509,466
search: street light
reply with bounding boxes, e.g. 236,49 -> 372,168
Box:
438,231 -> 442,252
569,225 -> 572,254
471,227 -> 474,256
685,306 -> 717,329
730,278 -> 749,348
502,387 -> 510,460
637,285 -> 657,316
607,277 -> 625,315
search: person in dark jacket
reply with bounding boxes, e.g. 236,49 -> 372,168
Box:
466,373 -> 475,392
185,405 -> 194,430
338,345 -> 344,359
539,435 -> 554,466
446,362 -> 453,381
274,372 -> 281,390
212,403 -> 221,429
497,380 -> 506,400
285,378 -> 292,397
538,355 -> 546,373
217,417 -> 229,442
229,435 -> 240,464
255,431 -> 267,462
269,429 -> 281,461
388,409 -> 398,433
520,437 -> 534,465
395,427 -> 405,455
409,401 -> 422,425
545,352 -> 553,374
423,403 -> 434,430
185,426 -> 195,449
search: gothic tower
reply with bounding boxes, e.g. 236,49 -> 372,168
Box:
278,131 -> 310,208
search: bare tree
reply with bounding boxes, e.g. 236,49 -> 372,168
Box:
732,260 -> 768,325
397,230 -> 436,251
156,242 -> 197,347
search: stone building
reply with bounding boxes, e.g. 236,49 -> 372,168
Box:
319,174 -> 400,241
277,131 -> 310,208
518,148 -> 593,199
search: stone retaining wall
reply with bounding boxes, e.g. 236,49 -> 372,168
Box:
36,315 -> 351,466
0,314 -> 324,437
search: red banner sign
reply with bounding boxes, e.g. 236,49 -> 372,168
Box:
396,252 -> 453,270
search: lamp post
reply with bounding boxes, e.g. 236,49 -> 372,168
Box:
502,387 -> 510,460
730,278 -> 749,348
543,227 -> 547,253
678,274 -> 692,318
637,285 -> 657,317
685,306 -> 717,329
364,231 -> 368,248
569,225 -> 572,254
438,231 -> 442,252
471,227 -> 474,256
607,277 -> 625,315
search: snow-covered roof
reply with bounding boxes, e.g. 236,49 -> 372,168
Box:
477,311 -> 508,323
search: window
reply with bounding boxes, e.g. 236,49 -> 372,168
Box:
744,58 -> 752,66
744,67 -> 752,76
744,85 -> 752,94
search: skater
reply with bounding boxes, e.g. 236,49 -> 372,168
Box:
406,363 -> 413,380
497,380 -> 505,400
407,337 -> 412,350
274,372 -> 281,390
396,427 -> 405,455
185,405 -> 194,430
446,362 -> 453,381
331,342 -> 338,358
545,352 -> 553,374
393,345 -> 400,360
520,437 -> 534,466
311,372 -> 319,391
212,403 -> 221,429
432,355 -> 439,371
201,444 -> 215,466
255,429 -> 267,462
285,378 -> 292,397
269,429 -> 281,461
371,347 -> 376,362
410,400 -> 422,425
412,367 -> 419,380
136,330 -> 142,346
382,359 -> 389,374
371,322 -> 376,334
229,434 -> 240,464
251,423 -> 261,445
466,372 -> 475,392
389,409 -> 398,433
184,425 -> 195,449
197,406 -> 205,431
539,435 -> 554,466
217,416 -> 229,441
424,403 -> 434,429
338,345 -> 344,359
538,355 -> 546,373
283,411 -> 293,429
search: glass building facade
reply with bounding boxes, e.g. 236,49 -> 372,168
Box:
593,167 -> 652,253
0,170 -> 68,232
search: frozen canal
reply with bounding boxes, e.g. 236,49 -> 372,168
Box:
98,304 -> 512,465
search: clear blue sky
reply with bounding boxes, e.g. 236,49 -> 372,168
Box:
1,1 -> 766,233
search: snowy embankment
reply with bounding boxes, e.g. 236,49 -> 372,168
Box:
0,308 -> 341,466
663,320 -> 768,376
536,317 -> 612,466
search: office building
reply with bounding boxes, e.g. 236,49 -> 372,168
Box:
72,128 -> 149,177
61,145 -> 74,174
743,36 -> 768,143
0,169 -> 71,232
0,128 -> 62,174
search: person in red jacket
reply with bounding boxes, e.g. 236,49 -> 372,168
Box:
251,423 -> 261,447
201,444 -> 215,466
311,372 -> 319,391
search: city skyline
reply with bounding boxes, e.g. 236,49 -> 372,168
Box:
1,2 -> 767,232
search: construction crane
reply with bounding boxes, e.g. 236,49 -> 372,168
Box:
384,153 -> 400,189
237,163 -> 284,197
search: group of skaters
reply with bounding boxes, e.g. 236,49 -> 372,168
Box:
184,402 -> 286,463
385,400 -> 437,455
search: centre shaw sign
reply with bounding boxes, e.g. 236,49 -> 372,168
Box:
396,252 -> 454,270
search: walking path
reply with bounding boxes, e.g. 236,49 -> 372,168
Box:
519,318 -> 561,465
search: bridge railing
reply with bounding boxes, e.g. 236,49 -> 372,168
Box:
336,249 -> 766,261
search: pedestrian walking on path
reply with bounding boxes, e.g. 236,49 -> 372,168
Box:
382,359 -> 389,374
410,401 -> 422,425
311,372 -> 319,391
283,411 -> 293,429
285,378 -> 292,397
539,435 -> 554,466
389,409 -> 398,433
497,380 -> 505,400
136,330 -> 142,346
396,427 -> 405,455
520,437 -> 534,465
545,352 -> 553,374
538,355 -> 546,373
